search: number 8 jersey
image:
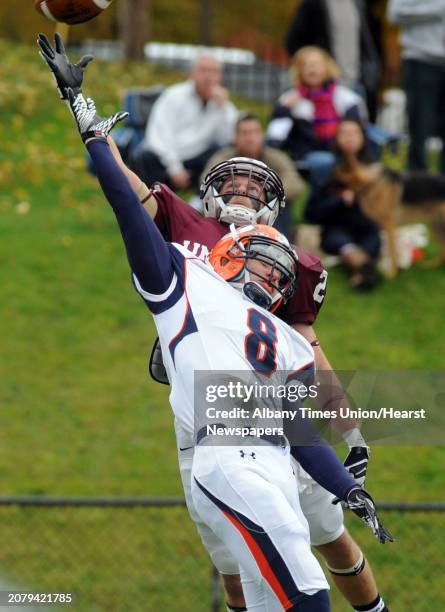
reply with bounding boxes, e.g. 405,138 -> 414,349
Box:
134,243 -> 315,437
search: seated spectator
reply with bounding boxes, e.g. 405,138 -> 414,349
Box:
304,118 -> 382,290
201,112 -> 305,239
132,55 -> 238,191
267,46 -> 367,187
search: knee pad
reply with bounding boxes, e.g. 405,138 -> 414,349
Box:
327,551 -> 366,576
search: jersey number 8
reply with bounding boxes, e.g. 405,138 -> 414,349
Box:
244,309 -> 278,375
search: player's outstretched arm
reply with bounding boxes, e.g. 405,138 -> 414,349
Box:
107,136 -> 158,218
66,89 -> 174,297
37,32 -> 93,100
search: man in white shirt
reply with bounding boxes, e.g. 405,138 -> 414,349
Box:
133,55 -> 238,190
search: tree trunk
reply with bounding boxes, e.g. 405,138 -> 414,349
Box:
199,0 -> 213,46
119,0 -> 151,61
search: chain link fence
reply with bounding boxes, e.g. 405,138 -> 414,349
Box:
0,498 -> 443,611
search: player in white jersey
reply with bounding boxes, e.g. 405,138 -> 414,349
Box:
142,234 -> 303,440
38,33 -> 393,612
58,89 -> 392,611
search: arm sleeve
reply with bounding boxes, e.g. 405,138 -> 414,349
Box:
284,397 -> 355,499
86,139 -> 179,306
291,442 -> 356,500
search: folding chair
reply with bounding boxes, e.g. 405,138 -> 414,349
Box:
86,85 -> 165,173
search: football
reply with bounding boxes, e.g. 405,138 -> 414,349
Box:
35,0 -> 112,25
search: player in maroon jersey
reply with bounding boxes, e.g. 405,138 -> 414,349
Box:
132,158 -> 326,314
37,33 -> 390,612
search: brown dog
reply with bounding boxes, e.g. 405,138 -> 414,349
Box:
334,159 -> 445,277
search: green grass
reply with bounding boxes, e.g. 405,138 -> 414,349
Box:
0,40 -> 444,610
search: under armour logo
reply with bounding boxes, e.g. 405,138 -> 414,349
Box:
240,450 -> 256,459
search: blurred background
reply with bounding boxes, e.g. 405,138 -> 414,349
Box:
0,1 -> 444,610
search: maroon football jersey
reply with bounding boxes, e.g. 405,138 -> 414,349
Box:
152,183 -> 327,325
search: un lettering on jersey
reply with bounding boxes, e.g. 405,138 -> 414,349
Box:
181,240 -> 210,261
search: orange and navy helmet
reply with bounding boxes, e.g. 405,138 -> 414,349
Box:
209,224 -> 298,312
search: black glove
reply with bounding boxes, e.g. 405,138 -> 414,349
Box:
342,486 -> 394,544
66,88 -> 128,143
37,32 -> 94,100
344,446 -> 370,486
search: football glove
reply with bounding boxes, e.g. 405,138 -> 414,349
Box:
37,32 -> 94,100
344,446 -> 370,486
340,486 -> 394,544
66,88 -> 128,143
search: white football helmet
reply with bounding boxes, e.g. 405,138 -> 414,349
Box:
200,157 -> 285,226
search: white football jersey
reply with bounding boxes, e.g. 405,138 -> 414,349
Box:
134,244 -> 314,437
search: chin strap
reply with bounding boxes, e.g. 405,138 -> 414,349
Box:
219,204 -> 257,226
218,196 -> 275,227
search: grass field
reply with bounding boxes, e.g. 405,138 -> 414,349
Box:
0,41 -> 444,610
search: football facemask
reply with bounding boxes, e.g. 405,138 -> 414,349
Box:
200,157 -> 285,226
209,224 -> 298,312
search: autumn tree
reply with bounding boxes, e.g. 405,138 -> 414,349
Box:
119,0 -> 151,60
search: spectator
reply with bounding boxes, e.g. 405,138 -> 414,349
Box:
388,0 -> 445,173
284,0 -> 381,120
267,46 -> 367,187
132,55 -> 238,190
201,113 -> 305,239
304,118 -> 382,290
